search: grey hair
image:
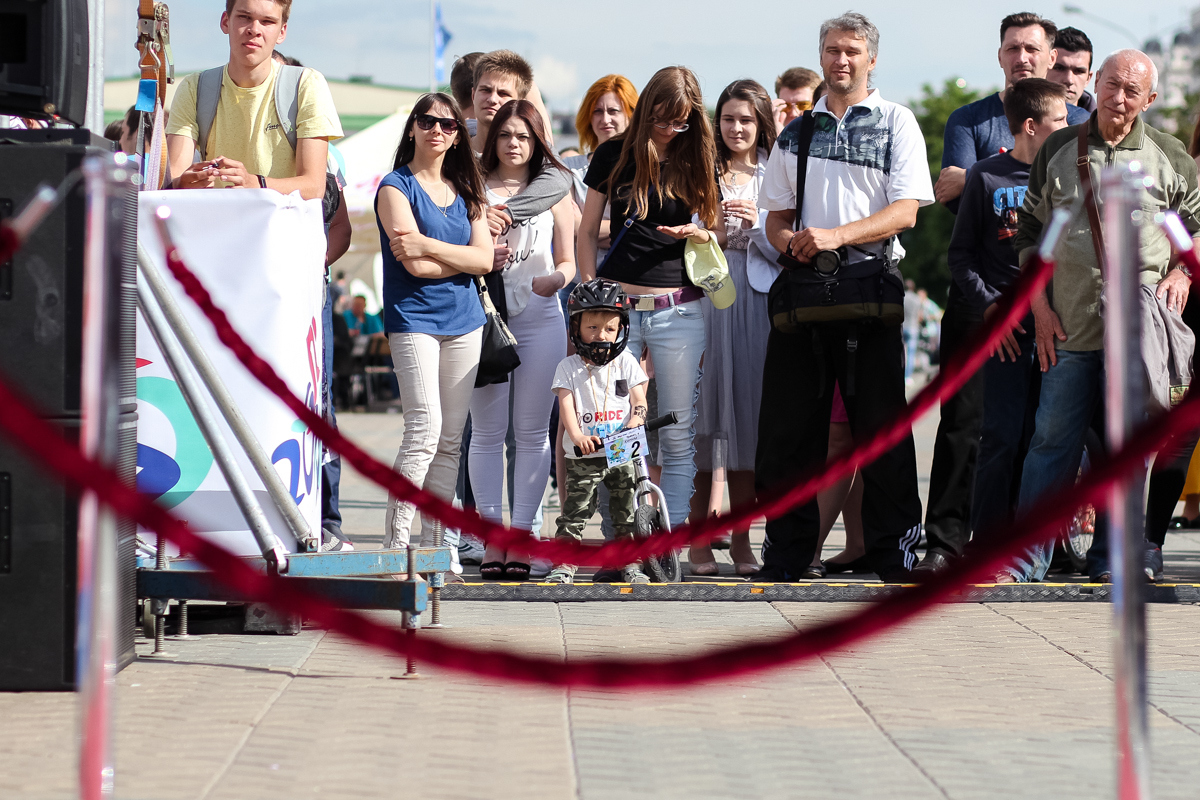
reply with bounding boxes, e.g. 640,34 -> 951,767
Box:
1097,49 -> 1159,94
819,12 -> 880,60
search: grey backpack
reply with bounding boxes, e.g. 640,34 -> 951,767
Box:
195,64 -> 304,157
194,64 -> 340,224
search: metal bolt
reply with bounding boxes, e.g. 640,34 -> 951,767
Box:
154,613 -> 165,653
428,521 -> 444,629
174,600 -> 191,639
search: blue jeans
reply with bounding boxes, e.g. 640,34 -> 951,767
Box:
321,284 -> 343,538
1007,349 -> 1104,581
626,299 -> 706,527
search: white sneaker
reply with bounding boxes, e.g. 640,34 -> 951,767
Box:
458,535 -> 485,565
320,538 -> 354,553
621,564 -> 651,585
545,565 -> 576,584
529,557 -> 553,579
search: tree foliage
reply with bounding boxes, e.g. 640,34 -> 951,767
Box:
899,79 -> 984,304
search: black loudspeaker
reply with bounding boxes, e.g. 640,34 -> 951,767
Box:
0,0 -> 90,125
0,138 -> 137,690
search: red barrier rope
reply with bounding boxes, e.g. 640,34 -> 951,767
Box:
0,355 -> 1194,687
152,217 -> 1055,567
0,223 -> 17,265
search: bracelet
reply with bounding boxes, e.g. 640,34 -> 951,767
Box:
257,174 -> 267,189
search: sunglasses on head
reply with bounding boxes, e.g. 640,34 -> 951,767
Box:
415,113 -> 460,134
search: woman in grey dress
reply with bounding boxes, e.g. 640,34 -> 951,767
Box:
688,80 -> 779,576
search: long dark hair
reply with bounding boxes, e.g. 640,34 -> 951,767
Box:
714,79 -> 777,175
479,100 -> 567,178
392,92 -> 485,220
607,66 -> 719,228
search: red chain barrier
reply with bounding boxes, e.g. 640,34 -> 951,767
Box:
0,223 -> 17,265
0,357 -> 1194,687
152,217 -> 1055,566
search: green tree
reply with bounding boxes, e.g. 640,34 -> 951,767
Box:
899,79 -> 985,304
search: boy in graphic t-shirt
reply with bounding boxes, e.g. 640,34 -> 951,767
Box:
546,280 -> 648,585
947,77 -> 1068,538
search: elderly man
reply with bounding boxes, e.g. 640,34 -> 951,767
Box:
1004,49 -> 1200,583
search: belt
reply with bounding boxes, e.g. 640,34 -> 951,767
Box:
627,285 -> 704,312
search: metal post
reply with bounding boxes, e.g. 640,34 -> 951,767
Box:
428,0 -> 436,93
135,230 -> 316,551
146,534 -> 173,659
136,280 -> 288,573
1100,165 -> 1151,799
76,156 -> 118,800
401,545 -> 421,679
83,0 -> 105,133
427,520 -> 444,628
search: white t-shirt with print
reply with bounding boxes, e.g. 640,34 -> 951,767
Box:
552,351 -> 648,459
486,186 -> 556,316
761,89 -> 934,264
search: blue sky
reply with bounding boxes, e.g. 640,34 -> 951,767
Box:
106,1 -> 1197,110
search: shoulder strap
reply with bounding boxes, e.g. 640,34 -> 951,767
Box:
1076,120 -> 1106,267
793,111 -> 816,231
195,67 -> 224,160
274,64 -> 304,151
596,218 -> 634,275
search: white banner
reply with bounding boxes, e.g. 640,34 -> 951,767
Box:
135,190 -> 325,556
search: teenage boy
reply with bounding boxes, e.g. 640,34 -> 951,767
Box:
948,78 -> 1067,545
166,0 -> 341,197
165,0 -> 348,551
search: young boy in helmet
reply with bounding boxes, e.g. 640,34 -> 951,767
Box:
547,279 -> 649,584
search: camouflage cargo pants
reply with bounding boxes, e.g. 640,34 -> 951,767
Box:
555,457 -> 637,542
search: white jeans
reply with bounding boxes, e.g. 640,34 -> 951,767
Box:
468,292 -> 565,532
384,327 -> 482,548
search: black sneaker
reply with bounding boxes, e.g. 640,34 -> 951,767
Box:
746,564 -> 795,583
592,567 -> 623,583
1144,547 -> 1164,582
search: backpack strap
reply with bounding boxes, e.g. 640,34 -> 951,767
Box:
195,66 -> 224,160
274,64 -> 304,151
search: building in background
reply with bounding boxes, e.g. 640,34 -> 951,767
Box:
1145,7 -> 1200,135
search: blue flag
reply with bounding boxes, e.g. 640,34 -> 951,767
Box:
434,4 -> 452,84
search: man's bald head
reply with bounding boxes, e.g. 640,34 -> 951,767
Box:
1095,49 -> 1158,139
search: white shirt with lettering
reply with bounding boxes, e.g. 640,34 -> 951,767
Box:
487,186 -> 555,316
552,351 -> 648,459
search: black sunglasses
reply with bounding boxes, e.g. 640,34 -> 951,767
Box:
415,113 -> 460,134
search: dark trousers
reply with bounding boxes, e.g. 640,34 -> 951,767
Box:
970,321 -> 1039,539
924,292 -> 984,557
756,321 -> 922,579
1145,295 -> 1200,547
321,284 -> 343,538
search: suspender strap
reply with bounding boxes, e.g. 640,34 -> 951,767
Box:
1076,120 -> 1106,268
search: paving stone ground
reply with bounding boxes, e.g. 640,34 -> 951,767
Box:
4,397 -> 1200,798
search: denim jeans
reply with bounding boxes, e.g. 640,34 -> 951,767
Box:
321,285 -> 344,539
625,299 -> 706,527
1007,349 -> 1104,581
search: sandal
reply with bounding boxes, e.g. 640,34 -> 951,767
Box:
480,561 -> 505,580
503,561 -> 531,581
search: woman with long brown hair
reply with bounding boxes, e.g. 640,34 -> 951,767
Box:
470,101 -> 576,579
687,79 -> 778,576
376,92 -> 493,554
578,65 -> 719,532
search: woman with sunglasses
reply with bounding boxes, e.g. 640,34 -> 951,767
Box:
471,101 -> 576,579
376,94 -> 493,554
578,65 -> 719,533
687,79 -> 778,577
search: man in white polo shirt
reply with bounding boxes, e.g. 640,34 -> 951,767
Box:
751,12 -> 934,584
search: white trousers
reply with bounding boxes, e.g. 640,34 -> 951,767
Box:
467,291 -> 565,532
384,326 -> 482,547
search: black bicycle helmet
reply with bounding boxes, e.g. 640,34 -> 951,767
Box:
567,278 -> 632,366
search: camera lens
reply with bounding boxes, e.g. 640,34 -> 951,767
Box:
814,250 -> 841,276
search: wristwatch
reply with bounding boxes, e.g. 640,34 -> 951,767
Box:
257,174 -> 268,189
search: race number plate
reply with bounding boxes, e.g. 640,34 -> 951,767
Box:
603,427 -> 649,468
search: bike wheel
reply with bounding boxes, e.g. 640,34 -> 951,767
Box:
640,509 -> 682,583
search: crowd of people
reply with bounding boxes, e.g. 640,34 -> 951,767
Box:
149,0 -> 1200,585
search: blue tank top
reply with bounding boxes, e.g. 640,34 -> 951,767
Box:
375,166 -> 485,336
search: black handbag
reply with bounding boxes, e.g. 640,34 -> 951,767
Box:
768,112 -> 905,333
473,275 -> 521,388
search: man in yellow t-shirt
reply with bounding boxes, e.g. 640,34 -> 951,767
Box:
166,0 -> 342,199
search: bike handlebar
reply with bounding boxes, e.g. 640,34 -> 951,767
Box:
572,412 -> 680,457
